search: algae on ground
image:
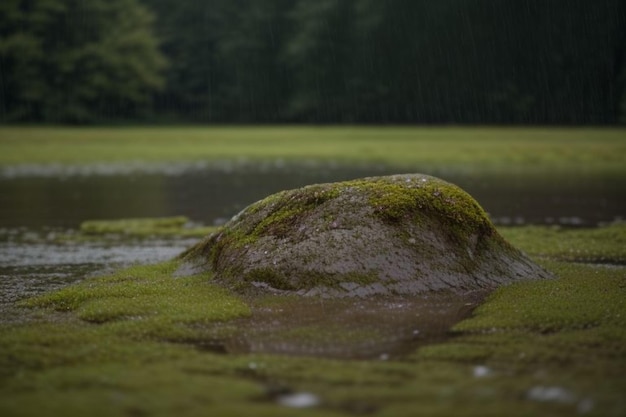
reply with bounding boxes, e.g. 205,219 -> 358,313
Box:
79,216 -> 217,238
18,261 -> 250,340
1,259 -> 624,416
499,222 -> 626,263
0,224 -> 625,416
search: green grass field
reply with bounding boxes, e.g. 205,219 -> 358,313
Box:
0,126 -> 625,416
1,225 -> 624,417
1,126 -> 625,174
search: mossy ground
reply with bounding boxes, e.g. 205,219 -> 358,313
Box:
499,222 -> 626,263
79,216 -> 217,239
1,224 -> 624,416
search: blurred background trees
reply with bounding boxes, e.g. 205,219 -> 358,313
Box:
1,0 -> 625,124
0,0 -> 166,123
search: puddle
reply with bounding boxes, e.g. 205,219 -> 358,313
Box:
0,226 -> 488,358
277,392 -> 321,408
0,227 -> 198,324
194,292 -> 487,359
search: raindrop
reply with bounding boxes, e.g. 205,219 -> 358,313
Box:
526,386 -> 576,404
472,365 -> 491,378
277,392 -> 320,408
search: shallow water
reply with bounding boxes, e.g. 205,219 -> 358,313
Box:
202,292 -> 487,359
0,228 -> 196,323
0,161 -> 623,228
0,161 -> 623,356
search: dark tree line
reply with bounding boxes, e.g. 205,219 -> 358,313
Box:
1,0 -> 625,124
0,0 -> 166,123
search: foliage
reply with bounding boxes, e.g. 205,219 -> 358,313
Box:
1,0 -> 625,123
143,0 -> 626,124
0,0 -> 166,123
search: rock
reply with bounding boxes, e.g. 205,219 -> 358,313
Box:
178,174 -> 551,297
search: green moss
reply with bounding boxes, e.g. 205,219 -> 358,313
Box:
236,184 -> 339,243
203,175 -> 496,278
453,260 -> 625,332
2,227 -> 625,416
345,177 -> 493,246
180,174 -> 538,296
79,216 -> 217,238
253,205 -> 306,239
194,185 -> 343,284
415,260 -> 626,367
22,261 -> 250,329
0,322 -> 192,378
208,176 -> 492,257
369,180 -> 479,223
499,222 -> 626,263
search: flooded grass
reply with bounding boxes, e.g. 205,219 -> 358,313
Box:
20,261 -> 250,326
208,292 -> 487,359
0,126 -> 624,415
0,261 -> 623,416
499,222 -> 626,263
79,216 -> 217,238
0,225 -> 624,416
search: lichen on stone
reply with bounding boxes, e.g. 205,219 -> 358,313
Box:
178,174 -> 552,297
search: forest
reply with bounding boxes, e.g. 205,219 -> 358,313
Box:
1,0 -> 625,124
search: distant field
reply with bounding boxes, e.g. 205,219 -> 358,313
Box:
0,126 -> 624,174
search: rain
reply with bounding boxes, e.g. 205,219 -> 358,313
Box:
0,1 -> 625,416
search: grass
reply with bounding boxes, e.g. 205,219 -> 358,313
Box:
413,261 -> 626,415
499,223 -> 626,263
19,261 -> 250,333
79,216 -> 217,238
0,224 -> 624,416
0,126 -> 625,174
0,125 -> 624,415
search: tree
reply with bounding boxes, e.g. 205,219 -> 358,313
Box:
2,0 -> 624,124
285,0 -> 626,124
141,0 -> 293,122
0,0 -> 166,123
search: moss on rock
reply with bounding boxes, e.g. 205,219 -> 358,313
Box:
179,174 -> 552,296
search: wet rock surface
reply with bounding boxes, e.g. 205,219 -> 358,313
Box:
179,174 -> 552,297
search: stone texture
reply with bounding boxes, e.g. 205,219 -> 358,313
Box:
178,174 -> 552,297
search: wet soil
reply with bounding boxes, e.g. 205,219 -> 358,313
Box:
200,292 -> 488,359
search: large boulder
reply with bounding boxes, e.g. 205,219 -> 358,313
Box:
179,174 -> 551,297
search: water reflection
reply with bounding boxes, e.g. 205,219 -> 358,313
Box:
0,162 -> 623,228
197,292 -> 487,359
0,162 -> 623,356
